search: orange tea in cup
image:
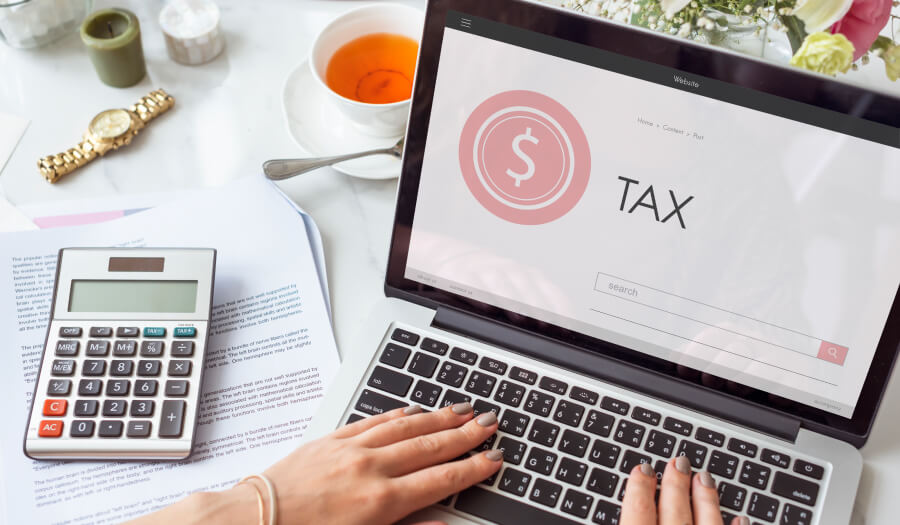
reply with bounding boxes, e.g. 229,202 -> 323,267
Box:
325,33 -> 418,104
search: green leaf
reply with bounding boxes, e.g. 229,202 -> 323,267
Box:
779,14 -> 807,54
870,36 -> 893,53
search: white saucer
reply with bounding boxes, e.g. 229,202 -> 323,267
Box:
281,60 -> 403,180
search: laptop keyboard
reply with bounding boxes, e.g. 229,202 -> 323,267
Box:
344,325 -> 825,525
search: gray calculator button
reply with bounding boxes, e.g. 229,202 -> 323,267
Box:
102,399 -> 127,417
89,327 -> 113,337
56,340 -> 79,356
110,360 -> 134,376
131,400 -> 154,417
51,359 -> 75,376
165,380 -> 189,397
116,327 -> 139,337
70,420 -> 95,437
171,341 -> 195,357
59,327 -> 82,337
140,341 -> 164,357
106,379 -> 130,396
74,400 -> 98,416
47,379 -> 72,396
127,421 -> 152,438
86,340 -> 110,356
159,400 -> 186,438
113,340 -> 137,356
168,360 -> 192,376
135,379 -> 158,397
83,360 -> 106,376
137,360 -> 161,376
98,420 -> 123,437
78,379 -> 102,396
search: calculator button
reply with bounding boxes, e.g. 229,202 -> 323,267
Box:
51,359 -> 75,376
78,379 -> 102,396
135,379 -> 158,396
89,327 -> 113,337
98,420 -> 124,437
138,360 -> 162,376
131,400 -> 155,417
74,400 -> 99,416
55,340 -> 79,356
168,360 -> 192,376
174,327 -> 196,337
38,420 -> 63,437
47,379 -> 72,396
171,341 -> 195,357
42,399 -> 67,416
113,340 -> 137,356
70,420 -> 95,438
86,340 -> 110,356
83,359 -> 107,376
116,327 -> 139,337
110,360 -> 134,376
106,380 -> 130,396
143,327 -> 166,337
159,400 -> 186,437
127,421 -> 152,438
59,327 -> 82,337
165,380 -> 189,397
102,399 -> 127,417
140,341 -> 164,357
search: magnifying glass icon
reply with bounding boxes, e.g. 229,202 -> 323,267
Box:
827,347 -> 839,358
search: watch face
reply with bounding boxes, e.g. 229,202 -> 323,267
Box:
89,109 -> 131,139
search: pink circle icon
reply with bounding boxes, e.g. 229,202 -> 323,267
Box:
459,90 -> 591,225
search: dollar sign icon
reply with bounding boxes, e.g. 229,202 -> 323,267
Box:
505,127 -> 539,187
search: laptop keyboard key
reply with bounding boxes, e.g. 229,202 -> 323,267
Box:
497,437 -> 528,465
728,437 -> 758,458
739,461 -> 771,489
539,376 -> 568,395
619,450 -> 652,474
793,459 -> 824,480
663,417 -> 693,436
556,457 -> 588,486
586,468 -> 619,497
465,371 -> 497,397
479,356 -> 508,375
747,492 -> 779,522
696,427 -> 725,447
524,390 -> 555,417
455,486 -> 581,525
570,386 -> 599,405
436,361 -> 467,388
367,365 -> 413,397
677,440 -> 708,469
449,347 -> 478,365
439,389 -> 471,408
592,499 -> 621,525
355,389 -> 408,415
499,410 -> 530,437
509,366 -> 538,385
644,430 -> 676,458
559,429 -> 590,458
708,450 -> 740,479
613,420 -> 646,448
583,409 -> 615,437
600,396 -> 629,415
554,400 -> 585,427
391,328 -> 419,346
589,441 -> 621,468
529,419 -> 561,447
561,489 -> 593,519
782,504 -> 814,525
498,468 -> 532,496
718,481 -> 747,511
530,478 -> 563,508
420,337 -> 448,355
760,449 -> 791,469
410,380 -> 442,407
632,406 -> 661,426
494,380 -> 526,407
772,471 -> 820,507
525,448 -> 558,475
473,399 -> 501,418
408,352 -> 440,378
379,343 -> 411,369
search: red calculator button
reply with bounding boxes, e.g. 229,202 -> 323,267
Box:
43,399 -> 67,416
38,420 -> 63,437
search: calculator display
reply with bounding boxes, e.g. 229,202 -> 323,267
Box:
68,280 -> 198,313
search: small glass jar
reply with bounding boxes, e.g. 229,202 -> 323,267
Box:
0,0 -> 93,49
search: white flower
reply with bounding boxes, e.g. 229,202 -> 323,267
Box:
792,0 -> 853,32
660,0 -> 691,18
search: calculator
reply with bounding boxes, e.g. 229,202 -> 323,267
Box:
24,248 -> 216,460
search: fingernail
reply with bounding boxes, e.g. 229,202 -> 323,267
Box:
675,455 -> 692,474
403,405 -> 422,415
738,517 -> 750,525
476,412 -> 497,426
485,450 -> 503,461
451,402 -> 472,415
699,471 -> 716,488
639,463 -> 654,477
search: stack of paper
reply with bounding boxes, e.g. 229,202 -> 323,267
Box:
0,176 -> 340,524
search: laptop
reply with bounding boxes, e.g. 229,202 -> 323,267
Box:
306,0 -> 900,523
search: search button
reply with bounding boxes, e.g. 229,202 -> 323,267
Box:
817,341 -> 848,365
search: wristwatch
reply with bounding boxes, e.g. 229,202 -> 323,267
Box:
37,89 -> 175,183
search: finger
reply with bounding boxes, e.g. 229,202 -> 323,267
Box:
731,516 -> 750,525
392,450 -> 504,511
620,464 -> 658,525
658,456 -> 693,525
376,411 -> 499,475
692,472 -> 724,525
355,403 -> 475,448
330,406 -> 412,439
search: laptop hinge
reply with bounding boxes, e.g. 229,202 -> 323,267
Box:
432,306 -> 802,443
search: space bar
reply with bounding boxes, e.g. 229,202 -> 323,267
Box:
454,487 -> 582,525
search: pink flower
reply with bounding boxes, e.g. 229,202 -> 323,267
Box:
830,0 -> 892,60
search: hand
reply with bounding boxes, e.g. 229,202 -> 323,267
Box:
621,457 -> 749,525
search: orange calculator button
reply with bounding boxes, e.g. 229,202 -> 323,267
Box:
43,399 -> 67,416
38,420 -> 63,437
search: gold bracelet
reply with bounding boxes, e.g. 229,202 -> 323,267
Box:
237,474 -> 278,525
236,477 -> 265,525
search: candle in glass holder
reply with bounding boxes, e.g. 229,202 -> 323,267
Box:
0,0 -> 92,49
80,8 -> 146,87
159,0 -> 224,65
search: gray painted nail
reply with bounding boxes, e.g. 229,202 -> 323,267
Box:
675,455 -> 692,474
451,402 -> 472,415
403,405 -> 422,415
699,471 -> 716,488
639,463 -> 654,477
476,412 -> 498,426
485,450 -> 503,461
738,517 -> 750,525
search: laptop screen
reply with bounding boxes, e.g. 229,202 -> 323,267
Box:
403,11 -> 900,419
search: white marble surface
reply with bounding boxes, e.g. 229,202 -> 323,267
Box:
0,1 -> 897,523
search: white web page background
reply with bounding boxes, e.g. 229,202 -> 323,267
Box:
406,28 -> 900,417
